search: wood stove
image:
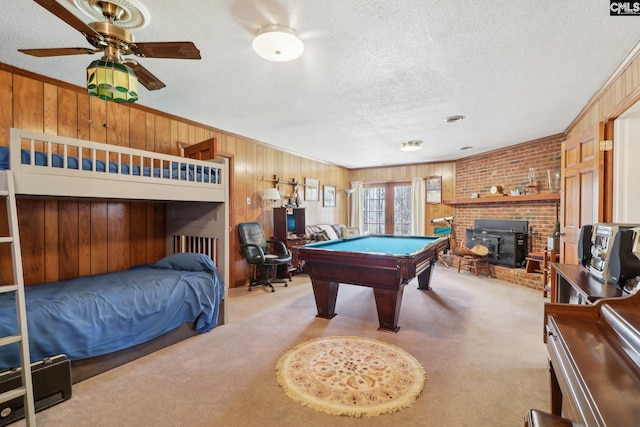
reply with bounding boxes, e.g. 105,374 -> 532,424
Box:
465,219 -> 528,268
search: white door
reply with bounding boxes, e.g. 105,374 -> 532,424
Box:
613,102 -> 640,223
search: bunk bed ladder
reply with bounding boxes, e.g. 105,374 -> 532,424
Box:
0,171 -> 36,426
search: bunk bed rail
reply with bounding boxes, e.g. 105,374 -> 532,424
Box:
4,129 -> 226,202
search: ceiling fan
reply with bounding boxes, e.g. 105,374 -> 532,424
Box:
19,0 -> 201,100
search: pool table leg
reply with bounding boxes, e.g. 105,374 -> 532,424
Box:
311,280 -> 339,319
417,260 -> 435,290
373,285 -> 404,333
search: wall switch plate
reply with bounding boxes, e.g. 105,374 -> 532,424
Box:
246,197 -> 251,205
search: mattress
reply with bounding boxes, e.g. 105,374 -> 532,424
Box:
0,146 -> 220,184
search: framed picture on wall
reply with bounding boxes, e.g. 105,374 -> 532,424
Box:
305,178 -> 319,201
323,185 -> 336,207
426,176 -> 442,204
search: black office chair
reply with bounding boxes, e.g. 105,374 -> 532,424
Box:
238,222 -> 292,292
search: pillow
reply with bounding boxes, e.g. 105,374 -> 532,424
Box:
341,226 -> 360,238
152,253 -> 216,273
330,224 -> 345,238
305,225 -> 322,239
312,230 -> 330,241
318,224 -> 340,240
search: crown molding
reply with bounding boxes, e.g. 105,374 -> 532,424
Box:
565,40 -> 640,133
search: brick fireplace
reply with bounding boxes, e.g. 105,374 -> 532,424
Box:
449,135 -> 563,291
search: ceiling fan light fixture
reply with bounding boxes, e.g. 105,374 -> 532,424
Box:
400,140 -> 423,152
87,59 -> 138,103
73,0 -> 150,29
252,25 -> 304,62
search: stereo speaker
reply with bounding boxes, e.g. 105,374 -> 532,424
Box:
577,224 -> 593,267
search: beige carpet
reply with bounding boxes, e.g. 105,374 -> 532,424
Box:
17,265 -> 549,427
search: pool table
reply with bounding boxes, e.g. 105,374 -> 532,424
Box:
297,235 -> 449,332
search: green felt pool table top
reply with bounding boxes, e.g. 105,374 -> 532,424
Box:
302,235 -> 443,256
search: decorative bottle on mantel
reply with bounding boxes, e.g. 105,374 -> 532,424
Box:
526,168 -> 537,194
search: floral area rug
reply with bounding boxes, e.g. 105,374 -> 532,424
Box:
276,336 -> 426,417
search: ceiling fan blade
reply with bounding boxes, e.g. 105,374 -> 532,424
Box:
34,0 -> 102,40
19,47 -> 98,57
128,62 -> 166,91
131,42 -> 201,59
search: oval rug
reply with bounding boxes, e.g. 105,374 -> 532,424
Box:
276,336 -> 426,417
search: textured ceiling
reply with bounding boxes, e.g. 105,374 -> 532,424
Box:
1,1 -> 640,168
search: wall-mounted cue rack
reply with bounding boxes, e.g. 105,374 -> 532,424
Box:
262,175 -> 307,189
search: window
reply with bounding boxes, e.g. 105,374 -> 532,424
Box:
393,185 -> 412,234
363,186 -> 385,234
362,182 -> 411,235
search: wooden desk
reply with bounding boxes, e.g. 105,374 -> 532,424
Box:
551,263 -> 622,304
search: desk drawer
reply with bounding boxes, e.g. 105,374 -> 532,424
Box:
546,319 -> 584,424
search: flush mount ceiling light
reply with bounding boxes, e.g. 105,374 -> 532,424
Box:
445,115 -> 465,123
400,140 -> 423,152
253,25 -> 304,62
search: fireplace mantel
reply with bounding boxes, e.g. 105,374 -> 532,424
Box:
444,193 -> 560,205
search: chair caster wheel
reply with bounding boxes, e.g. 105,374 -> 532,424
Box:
271,288 -> 275,292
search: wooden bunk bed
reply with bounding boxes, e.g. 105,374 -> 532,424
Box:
2,128 -> 226,202
0,128 -> 230,383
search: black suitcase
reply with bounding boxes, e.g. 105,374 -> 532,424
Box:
0,354 -> 72,426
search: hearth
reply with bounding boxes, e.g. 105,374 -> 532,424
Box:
465,219 -> 528,268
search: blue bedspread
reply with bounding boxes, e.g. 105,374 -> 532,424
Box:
0,146 -> 219,184
0,253 -> 224,369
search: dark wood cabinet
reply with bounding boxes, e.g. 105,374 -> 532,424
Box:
273,207 -> 306,241
273,207 -> 306,277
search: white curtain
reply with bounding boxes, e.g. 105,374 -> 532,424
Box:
411,178 -> 425,235
351,181 -> 363,231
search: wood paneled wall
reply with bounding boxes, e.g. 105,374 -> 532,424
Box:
562,48 -> 640,231
223,136 -> 349,287
0,63 -> 349,288
0,69 -> 200,286
568,51 -> 640,136
348,162 -> 456,234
